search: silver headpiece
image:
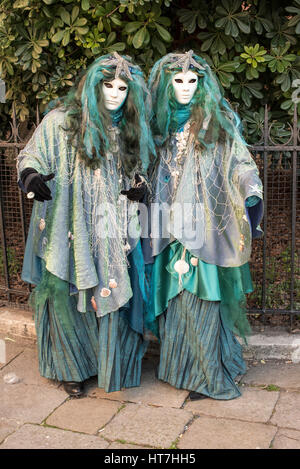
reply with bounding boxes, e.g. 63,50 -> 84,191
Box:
168,50 -> 205,74
101,52 -> 134,81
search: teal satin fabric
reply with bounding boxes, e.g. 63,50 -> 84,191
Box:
146,240 -> 253,341
158,291 -> 246,399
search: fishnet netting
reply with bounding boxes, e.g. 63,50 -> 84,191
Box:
151,120 -> 239,239
16,111 -> 140,286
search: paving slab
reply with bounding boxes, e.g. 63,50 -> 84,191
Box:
0,308 -> 36,340
46,397 -> 122,434
242,331 -> 300,362
242,362 -> 300,390
86,358 -> 189,408
0,423 -> 109,449
271,391 -> 300,430
107,441 -> 152,449
0,335 -> 25,370
177,416 -> 277,449
0,417 -> 22,444
101,403 -> 193,448
0,346 -> 59,388
185,387 -> 279,423
272,428 -> 300,449
0,380 -> 68,424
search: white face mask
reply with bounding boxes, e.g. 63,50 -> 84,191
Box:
102,77 -> 128,111
171,71 -> 198,105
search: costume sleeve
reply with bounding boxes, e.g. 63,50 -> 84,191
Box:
16,109 -> 64,191
231,136 -> 264,239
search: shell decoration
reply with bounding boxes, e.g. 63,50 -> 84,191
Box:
239,234 -> 245,252
100,287 -> 111,298
39,218 -> 46,231
109,278 -> 118,289
91,296 -> 97,312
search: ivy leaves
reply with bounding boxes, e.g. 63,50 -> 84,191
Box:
15,25 -> 49,73
51,6 -> 88,46
231,79 -> 264,108
1,0 -> 300,133
215,0 -> 250,36
124,6 -> 171,51
286,0 -> 300,34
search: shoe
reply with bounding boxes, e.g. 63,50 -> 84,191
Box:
62,381 -> 84,397
189,391 -> 208,400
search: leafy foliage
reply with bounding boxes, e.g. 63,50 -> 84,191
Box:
0,0 -> 300,144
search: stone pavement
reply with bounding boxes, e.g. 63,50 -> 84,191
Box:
0,333 -> 300,450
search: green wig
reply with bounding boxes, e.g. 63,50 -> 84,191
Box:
47,54 -> 155,175
148,50 -> 247,149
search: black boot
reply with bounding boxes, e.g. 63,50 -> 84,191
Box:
62,381 -> 84,397
189,391 -> 208,400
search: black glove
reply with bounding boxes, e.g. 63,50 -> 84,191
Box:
20,168 -> 55,202
120,174 -> 147,202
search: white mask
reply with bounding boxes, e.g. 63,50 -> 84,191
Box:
171,71 -> 198,105
102,77 -> 128,111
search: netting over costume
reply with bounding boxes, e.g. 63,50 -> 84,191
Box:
16,111 -> 141,289
151,121 -> 263,238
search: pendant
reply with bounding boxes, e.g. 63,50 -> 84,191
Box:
191,257 -> 198,267
174,259 -> 189,275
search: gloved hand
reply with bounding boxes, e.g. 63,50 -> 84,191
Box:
120,174 -> 147,202
20,167 -> 55,202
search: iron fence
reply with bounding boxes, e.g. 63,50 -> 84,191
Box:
0,104 -> 299,329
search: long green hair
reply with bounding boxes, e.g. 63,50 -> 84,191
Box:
47,54 -> 155,176
148,51 -> 247,149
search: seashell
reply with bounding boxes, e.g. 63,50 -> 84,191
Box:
94,168 -> 101,179
109,278 -> 118,289
100,287 -> 111,298
39,218 -> 46,231
174,260 -> 189,275
91,296 -> 97,312
191,257 -> 198,267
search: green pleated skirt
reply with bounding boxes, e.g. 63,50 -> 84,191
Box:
33,267 -> 147,392
158,290 -> 246,400
98,312 -> 148,392
35,295 -> 99,383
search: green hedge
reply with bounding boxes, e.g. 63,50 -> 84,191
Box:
1,0 -> 300,144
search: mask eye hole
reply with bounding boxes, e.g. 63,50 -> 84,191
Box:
119,86 -> 127,91
104,81 -> 113,88
174,78 -> 183,83
189,78 -> 197,83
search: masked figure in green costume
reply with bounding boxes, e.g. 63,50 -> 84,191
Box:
146,51 -> 263,400
17,53 -> 154,396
